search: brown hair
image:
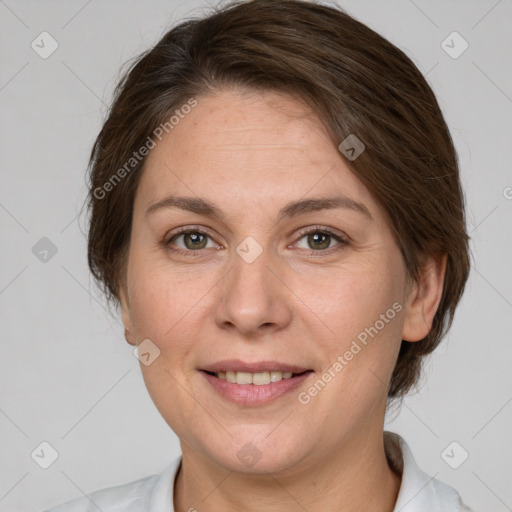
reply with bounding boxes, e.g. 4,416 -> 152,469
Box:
86,0 -> 470,404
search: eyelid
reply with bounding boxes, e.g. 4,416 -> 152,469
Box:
293,224 -> 349,244
165,225 -> 218,242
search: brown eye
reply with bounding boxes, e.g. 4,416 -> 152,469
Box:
305,231 -> 332,250
293,227 -> 348,254
166,228 -> 219,254
180,232 -> 208,250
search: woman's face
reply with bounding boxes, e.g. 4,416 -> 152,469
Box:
121,88 -> 428,474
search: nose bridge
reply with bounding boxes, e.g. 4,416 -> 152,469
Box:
215,236 -> 292,336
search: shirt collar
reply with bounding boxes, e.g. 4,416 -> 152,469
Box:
145,456 -> 180,511
385,431 -> 467,511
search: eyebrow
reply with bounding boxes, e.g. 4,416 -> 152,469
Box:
145,194 -> 372,222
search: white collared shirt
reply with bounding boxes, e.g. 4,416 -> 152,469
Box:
43,431 -> 474,511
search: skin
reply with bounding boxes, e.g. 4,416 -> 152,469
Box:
120,87 -> 446,512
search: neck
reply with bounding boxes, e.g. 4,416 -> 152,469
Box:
174,427 -> 402,512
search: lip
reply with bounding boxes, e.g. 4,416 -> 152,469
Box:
200,368 -> 314,407
201,359 -> 311,374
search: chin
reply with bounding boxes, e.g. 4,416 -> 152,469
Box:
204,433 -> 309,475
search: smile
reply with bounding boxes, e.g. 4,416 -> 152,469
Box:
210,370 -> 298,385
200,364 -> 314,406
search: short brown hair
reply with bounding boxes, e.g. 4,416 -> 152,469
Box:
86,0 -> 470,403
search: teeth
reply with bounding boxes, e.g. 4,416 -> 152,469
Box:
216,370 -> 294,385
236,371 -> 253,385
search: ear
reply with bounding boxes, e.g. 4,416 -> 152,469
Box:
119,286 -> 136,346
402,253 -> 447,342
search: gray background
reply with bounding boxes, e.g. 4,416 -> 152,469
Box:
0,0 -> 511,511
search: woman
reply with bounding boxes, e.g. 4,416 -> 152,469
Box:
45,0 -> 473,510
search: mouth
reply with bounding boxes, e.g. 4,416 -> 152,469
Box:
203,369 -> 310,385
199,360 -> 314,406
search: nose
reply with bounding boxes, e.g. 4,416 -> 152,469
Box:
214,244 -> 293,339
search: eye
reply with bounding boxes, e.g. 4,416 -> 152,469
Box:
165,227 -> 221,255
163,225 -> 348,257
292,226 -> 348,254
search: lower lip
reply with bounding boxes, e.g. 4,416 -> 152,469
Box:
201,371 -> 313,406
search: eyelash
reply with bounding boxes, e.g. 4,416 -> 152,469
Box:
164,225 -> 349,257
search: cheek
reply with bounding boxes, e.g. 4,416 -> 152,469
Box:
126,245 -> 221,361
126,253 -> 205,431
128,272 -> 169,339
126,238 -> 191,333
300,255 -> 405,384
303,259 -> 404,338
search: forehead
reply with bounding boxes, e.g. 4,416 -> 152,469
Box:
134,88 -> 380,221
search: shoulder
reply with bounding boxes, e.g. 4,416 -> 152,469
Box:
42,457 -> 181,512
384,431 -> 475,512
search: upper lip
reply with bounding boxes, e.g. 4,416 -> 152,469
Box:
201,359 -> 311,374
